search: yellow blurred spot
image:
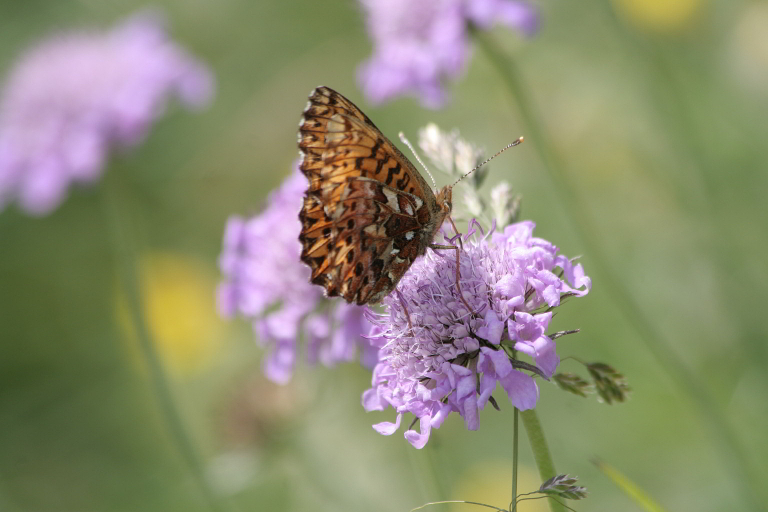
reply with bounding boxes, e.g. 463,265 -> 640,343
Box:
451,461 -> 548,512
117,252 -> 226,376
613,0 -> 702,32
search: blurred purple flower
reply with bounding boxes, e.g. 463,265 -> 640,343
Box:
217,166 -> 374,384
362,220 -> 590,448
0,12 -> 214,215
357,0 -> 538,108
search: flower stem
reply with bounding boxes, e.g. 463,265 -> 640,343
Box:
593,458 -> 668,512
520,409 -> 564,512
511,407 -> 519,511
474,30 -> 762,510
408,437 -> 444,503
102,171 -> 227,512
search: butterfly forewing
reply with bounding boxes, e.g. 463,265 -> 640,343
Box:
298,86 -> 450,305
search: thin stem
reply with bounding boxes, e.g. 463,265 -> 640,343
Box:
593,458 -> 668,512
102,171 -> 227,512
510,407 -> 519,511
517,496 -> 579,512
520,409 -> 564,512
411,500 -> 507,512
408,440 -> 444,503
474,30 -> 762,510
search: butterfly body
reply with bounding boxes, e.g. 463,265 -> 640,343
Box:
298,86 -> 452,305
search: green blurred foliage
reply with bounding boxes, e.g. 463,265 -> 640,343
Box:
0,0 -> 767,511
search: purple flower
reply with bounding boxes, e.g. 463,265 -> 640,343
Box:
362,220 -> 590,448
0,12 -> 214,215
357,0 -> 538,107
217,165 -> 374,384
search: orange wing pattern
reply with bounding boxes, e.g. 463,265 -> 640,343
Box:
297,86 -> 448,304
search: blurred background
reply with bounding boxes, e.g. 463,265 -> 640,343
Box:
1,0 -> 767,511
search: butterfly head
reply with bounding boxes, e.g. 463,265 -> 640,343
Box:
436,185 -> 453,214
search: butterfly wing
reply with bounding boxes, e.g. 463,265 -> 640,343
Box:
297,86 -> 443,304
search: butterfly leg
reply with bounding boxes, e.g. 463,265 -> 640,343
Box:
447,216 -> 464,250
429,243 -> 476,317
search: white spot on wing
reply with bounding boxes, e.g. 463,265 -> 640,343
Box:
325,132 -> 346,143
328,203 -> 345,220
304,101 -> 312,112
382,188 -> 401,212
405,231 -> 415,241
364,224 -> 386,237
327,114 -> 346,132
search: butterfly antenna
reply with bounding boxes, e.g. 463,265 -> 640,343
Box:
399,132 -> 438,191
450,136 -> 524,188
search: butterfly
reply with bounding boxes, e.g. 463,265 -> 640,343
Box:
297,86 -> 459,306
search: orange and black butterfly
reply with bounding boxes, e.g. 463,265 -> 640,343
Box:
297,86 -> 453,305
297,86 -> 521,307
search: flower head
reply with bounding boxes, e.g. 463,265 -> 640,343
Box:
363,220 -> 590,448
0,11 -> 214,215
217,165 -> 374,384
357,0 -> 538,107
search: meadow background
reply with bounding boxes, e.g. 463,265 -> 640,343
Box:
1,0 -> 767,511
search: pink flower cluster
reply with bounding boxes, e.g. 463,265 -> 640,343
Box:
218,167 -> 375,384
0,12 -> 213,215
363,221 -> 590,447
358,0 -> 537,107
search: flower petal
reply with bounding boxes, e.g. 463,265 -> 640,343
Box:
404,416 -> 432,449
532,335 -> 559,378
373,413 -> 402,435
500,370 -> 539,410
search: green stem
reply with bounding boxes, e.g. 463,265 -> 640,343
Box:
411,500 -> 507,512
102,172 -> 227,512
520,410 -> 564,512
474,31 -> 762,510
511,407 -> 518,511
408,441 -> 444,503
